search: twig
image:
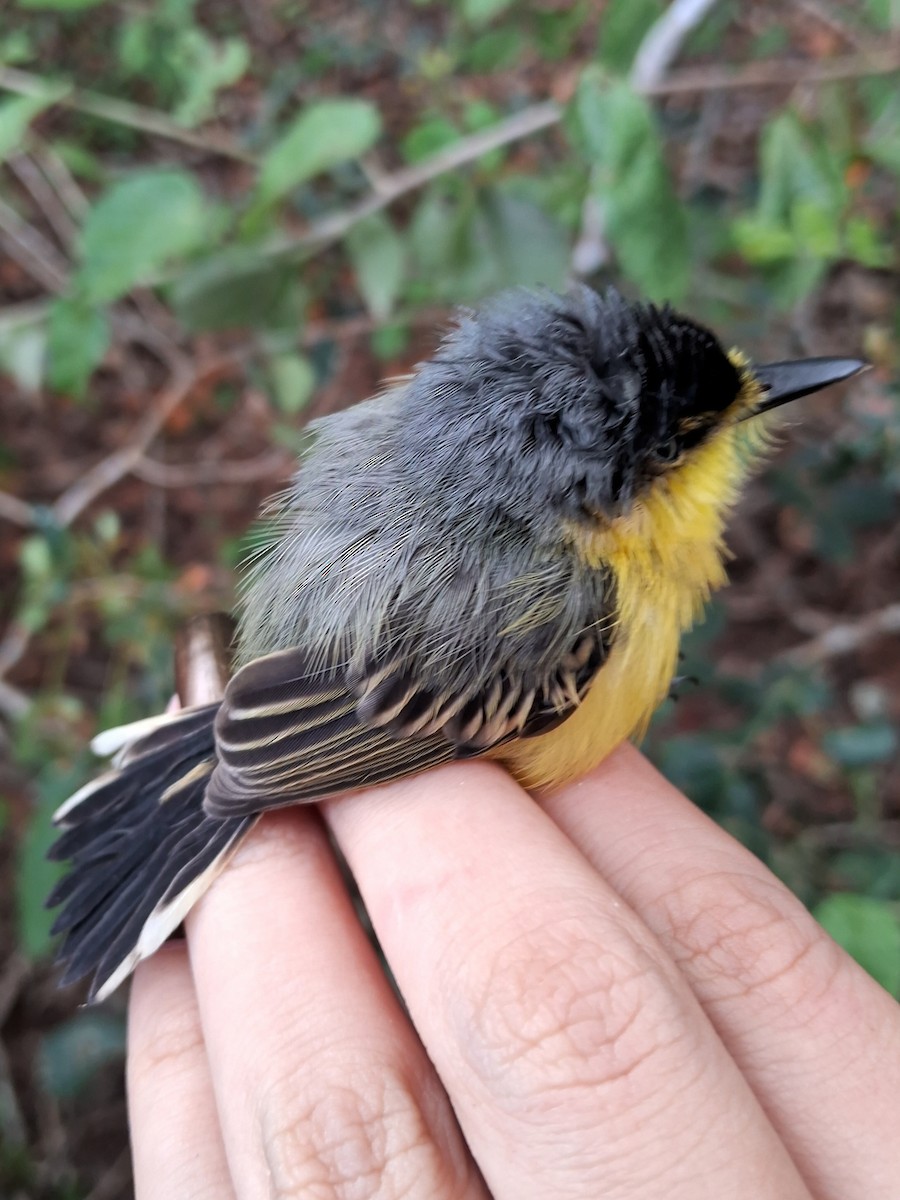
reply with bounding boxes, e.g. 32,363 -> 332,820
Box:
132,448 -> 290,488
0,490 -> 37,528
573,0 -> 722,275
783,603 -> 900,666
642,44 -> 900,95
793,0 -> 868,49
0,65 -> 255,163
0,621 -> 32,679
0,296 -> 50,332
0,1039 -> 26,1148
7,152 -> 79,250
0,357 -> 238,690
29,136 -> 90,221
266,42 -> 900,270
0,952 -> 29,1025
0,194 -> 68,291
52,353 -> 234,527
631,0 -> 723,92
174,613 -> 233,706
0,678 -> 31,719
257,101 -> 562,262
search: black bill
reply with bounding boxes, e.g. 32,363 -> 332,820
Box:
748,357 -> 867,417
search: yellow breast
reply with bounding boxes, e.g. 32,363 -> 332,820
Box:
495,413 -> 769,793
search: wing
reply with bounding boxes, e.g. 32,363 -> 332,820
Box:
204,627 -> 608,818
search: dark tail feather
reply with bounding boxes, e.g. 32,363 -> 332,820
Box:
48,704 -> 256,1002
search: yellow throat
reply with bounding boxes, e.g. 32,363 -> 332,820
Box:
496,355 -> 771,792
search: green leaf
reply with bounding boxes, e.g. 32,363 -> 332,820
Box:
459,0 -> 514,24
268,353 -> 316,414
730,214 -> 797,264
814,894 -> 900,996
170,245 -> 304,332
462,28 -> 524,72
0,315 -> 46,394
0,29 -> 35,65
864,90 -> 900,175
76,169 -> 207,303
792,199 -> 841,258
346,213 -> 406,320
371,322 -> 409,360
597,0 -> 664,72
570,74 -> 689,300
864,0 -> 900,30
478,190 -> 569,289
0,89 -> 66,162
256,99 -> 381,207
173,31 -> 250,127
844,216 -> 892,268
533,2 -> 589,60
402,116 -> 460,164
46,297 -> 109,399
16,771 -> 78,960
822,723 -> 898,769
17,0 -> 109,8
409,189 -> 459,275
756,112 -> 841,227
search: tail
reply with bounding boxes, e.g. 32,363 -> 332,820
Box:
48,704 -> 256,1003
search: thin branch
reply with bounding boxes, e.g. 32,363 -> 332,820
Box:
783,603 -> 900,667
643,43 -> 900,95
631,0 -> 723,91
0,356 -> 240,689
574,0 -> 723,275
0,1039 -> 27,1148
29,136 -> 90,221
6,151 -> 79,250
258,101 -> 563,262
0,953 -> 29,1025
268,43 -> 900,268
0,65 -> 255,164
0,621 -> 32,681
0,678 -> 30,719
0,490 -> 37,528
794,0 -> 868,49
132,448 -> 290,488
52,353 -> 235,527
0,297 -> 50,332
0,194 -> 68,291
174,614 -> 233,706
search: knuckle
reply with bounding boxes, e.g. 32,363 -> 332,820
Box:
258,1058 -> 459,1200
448,903 -> 683,1118
658,869 -> 844,1015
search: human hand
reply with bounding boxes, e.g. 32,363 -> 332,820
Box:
127,744 -> 900,1199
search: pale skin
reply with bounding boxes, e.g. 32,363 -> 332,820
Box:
128,744 -> 900,1199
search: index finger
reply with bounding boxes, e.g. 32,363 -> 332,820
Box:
541,744 -> 900,1200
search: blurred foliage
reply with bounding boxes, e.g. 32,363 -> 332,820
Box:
0,5 -> 899,1189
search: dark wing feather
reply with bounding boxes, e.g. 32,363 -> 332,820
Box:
204,628 -> 608,819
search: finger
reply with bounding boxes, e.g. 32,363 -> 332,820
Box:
128,942 -> 235,1200
324,762 -> 812,1200
541,744 -> 900,1200
185,806 -> 487,1200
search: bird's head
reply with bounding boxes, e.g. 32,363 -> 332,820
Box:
402,287 -> 865,544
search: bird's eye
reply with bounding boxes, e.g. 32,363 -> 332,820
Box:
654,438 -> 680,464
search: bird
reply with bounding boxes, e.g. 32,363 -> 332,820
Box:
47,285 -> 865,1002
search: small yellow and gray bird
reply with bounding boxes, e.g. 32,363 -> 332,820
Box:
48,286 -> 864,1001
